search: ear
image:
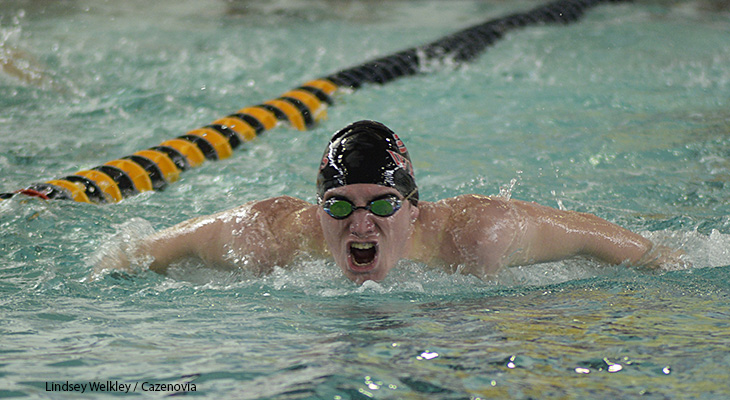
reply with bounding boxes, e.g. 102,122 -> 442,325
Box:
408,202 -> 420,223
315,204 -> 327,221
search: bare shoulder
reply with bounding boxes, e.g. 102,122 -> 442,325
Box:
193,196 -> 323,271
213,196 -> 316,228
249,195 -> 313,213
437,194 -> 513,214
420,195 -> 518,230
436,194 -> 573,221
412,195 -> 521,269
415,195 -> 516,236
230,195 -> 323,252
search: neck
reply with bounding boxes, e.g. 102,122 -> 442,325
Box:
299,204 -> 330,257
404,201 -> 443,264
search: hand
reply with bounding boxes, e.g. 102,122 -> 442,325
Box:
88,218 -> 155,280
639,244 -> 691,270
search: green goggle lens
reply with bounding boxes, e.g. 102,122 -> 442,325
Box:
369,199 -> 395,216
328,200 -> 354,218
323,197 -> 401,219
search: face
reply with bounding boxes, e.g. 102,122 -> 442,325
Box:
317,183 -> 419,284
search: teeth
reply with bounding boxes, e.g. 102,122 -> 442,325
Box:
351,242 -> 375,250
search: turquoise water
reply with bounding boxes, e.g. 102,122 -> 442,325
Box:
2,0 -> 730,398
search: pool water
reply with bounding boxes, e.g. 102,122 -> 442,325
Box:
2,0 -> 730,398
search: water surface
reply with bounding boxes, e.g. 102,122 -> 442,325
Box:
1,0 -> 730,398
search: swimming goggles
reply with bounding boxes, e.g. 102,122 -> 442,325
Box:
322,195 -> 403,220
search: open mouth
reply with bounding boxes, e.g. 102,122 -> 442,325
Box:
349,242 -> 377,269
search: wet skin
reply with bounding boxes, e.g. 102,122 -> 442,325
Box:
317,184 -> 419,284
95,184 -> 682,284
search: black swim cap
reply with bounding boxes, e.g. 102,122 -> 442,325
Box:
316,120 -> 418,205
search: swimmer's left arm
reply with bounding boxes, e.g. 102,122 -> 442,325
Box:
501,199 -> 676,269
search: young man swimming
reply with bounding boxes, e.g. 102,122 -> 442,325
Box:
99,120 -> 681,284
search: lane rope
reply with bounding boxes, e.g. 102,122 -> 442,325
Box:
1,0 -> 627,203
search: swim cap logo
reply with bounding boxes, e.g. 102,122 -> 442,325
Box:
387,150 -> 414,177
317,121 -> 418,205
392,133 -> 407,154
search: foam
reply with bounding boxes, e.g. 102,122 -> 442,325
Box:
87,218 -> 156,279
644,228 -> 730,270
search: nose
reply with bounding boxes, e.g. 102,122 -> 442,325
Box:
349,208 -> 376,236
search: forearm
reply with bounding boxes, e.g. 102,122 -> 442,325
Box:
90,229 -> 187,277
140,215 -> 225,274
513,200 -> 653,267
574,213 -> 653,265
91,214 -> 223,277
138,232 -> 192,274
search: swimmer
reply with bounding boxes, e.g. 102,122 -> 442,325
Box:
98,120 -> 684,284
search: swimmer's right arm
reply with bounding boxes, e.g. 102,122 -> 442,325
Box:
143,214 -> 229,274
95,196 -> 322,276
94,213 -> 230,275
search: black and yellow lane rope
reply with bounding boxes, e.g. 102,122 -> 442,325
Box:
1,0 -> 627,203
